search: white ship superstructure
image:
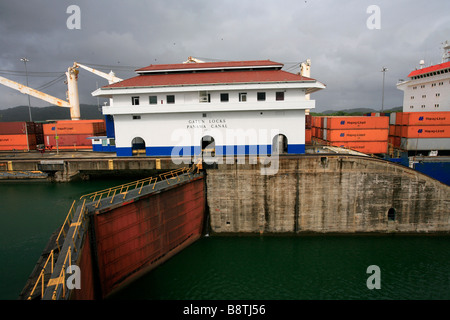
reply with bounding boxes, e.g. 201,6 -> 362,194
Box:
397,40 -> 450,112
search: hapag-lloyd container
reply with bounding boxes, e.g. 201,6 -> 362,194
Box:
326,116 -> 389,129
400,112 -> 450,126
330,141 -> 388,154
401,125 -> 450,138
43,120 -> 106,135
326,129 -> 389,142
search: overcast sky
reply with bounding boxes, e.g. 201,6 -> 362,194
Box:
1,0 -> 449,114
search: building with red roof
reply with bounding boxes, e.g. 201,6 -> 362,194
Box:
92,58 -> 325,161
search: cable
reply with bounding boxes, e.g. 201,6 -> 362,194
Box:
35,74 -> 66,91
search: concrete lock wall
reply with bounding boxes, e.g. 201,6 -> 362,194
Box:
206,155 -> 450,234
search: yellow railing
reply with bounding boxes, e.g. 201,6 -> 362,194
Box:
79,166 -> 199,208
51,247 -> 72,300
27,249 -> 56,300
26,163 -> 202,300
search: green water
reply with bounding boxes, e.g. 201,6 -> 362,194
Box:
0,180 -> 449,300
110,235 -> 450,300
0,178 -> 132,300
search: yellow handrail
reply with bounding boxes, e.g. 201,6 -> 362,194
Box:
27,164 -> 201,300
27,250 -> 55,300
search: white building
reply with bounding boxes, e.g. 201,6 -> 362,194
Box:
397,40 -> 450,112
92,59 -> 325,158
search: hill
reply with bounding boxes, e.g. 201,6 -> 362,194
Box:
311,106 -> 402,116
0,104 -> 103,122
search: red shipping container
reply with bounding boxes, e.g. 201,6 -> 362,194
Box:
305,128 -> 312,144
401,125 -> 450,138
0,122 -> 35,135
326,116 -> 389,129
326,129 -> 388,142
44,134 -> 92,148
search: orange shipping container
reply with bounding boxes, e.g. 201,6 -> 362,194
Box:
43,120 -> 106,135
329,141 -> 388,154
0,134 -> 37,150
326,116 -> 389,129
401,112 -> 450,126
400,125 -> 450,138
326,129 -> 388,142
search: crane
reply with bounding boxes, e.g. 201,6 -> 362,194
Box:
74,62 -> 122,84
0,63 -> 81,120
0,62 -> 123,120
183,56 -> 205,64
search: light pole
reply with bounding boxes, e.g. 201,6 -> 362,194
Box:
381,66 -> 388,112
20,57 -> 32,121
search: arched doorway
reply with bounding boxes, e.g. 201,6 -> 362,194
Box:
272,134 -> 288,154
201,135 -> 215,157
131,137 -> 146,155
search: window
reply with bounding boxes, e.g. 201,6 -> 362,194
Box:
439,82 -> 444,85
420,85 -> 425,88
149,96 -> 157,104
220,93 -> 229,102
132,96 -> 140,105
436,93 -> 440,97
410,105 -> 414,109
410,96 -> 414,99
257,92 -> 266,101
432,83 -> 436,87
132,115 -> 141,120
435,104 -> 440,108
166,95 -> 175,104
422,95 -> 426,98
199,91 -> 211,103
421,105 -> 425,108
239,92 -> 247,102
276,91 -> 284,101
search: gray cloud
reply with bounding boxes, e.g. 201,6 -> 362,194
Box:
0,0 -> 449,114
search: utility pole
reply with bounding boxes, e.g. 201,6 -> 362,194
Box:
381,66 -> 388,112
20,57 -> 32,121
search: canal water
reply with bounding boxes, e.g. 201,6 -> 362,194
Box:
1,180 -> 449,300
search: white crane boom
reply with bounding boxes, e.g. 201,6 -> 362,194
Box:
0,75 -> 70,108
74,62 -> 122,84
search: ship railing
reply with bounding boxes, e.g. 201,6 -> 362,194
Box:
79,165 -> 200,209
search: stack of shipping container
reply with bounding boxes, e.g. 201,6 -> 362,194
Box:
311,115 -> 390,154
389,112 -> 450,152
0,121 -> 43,151
305,114 -> 312,145
42,119 -> 106,150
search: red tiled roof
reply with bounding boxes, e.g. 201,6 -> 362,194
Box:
408,61 -> 450,78
104,69 -> 316,89
136,60 -> 283,73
